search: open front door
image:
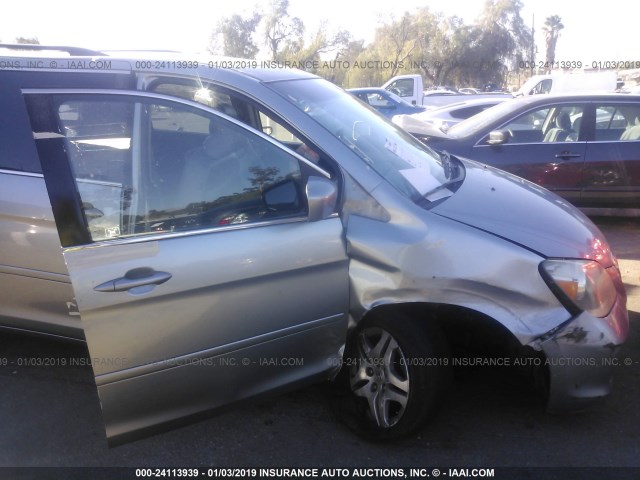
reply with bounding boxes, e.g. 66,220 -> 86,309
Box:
25,90 -> 349,444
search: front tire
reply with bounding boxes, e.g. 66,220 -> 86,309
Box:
335,313 -> 450,440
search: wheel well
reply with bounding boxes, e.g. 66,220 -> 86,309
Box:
363,303 -> 515,350
361,302 -> 550,366
359,302 -> 549,405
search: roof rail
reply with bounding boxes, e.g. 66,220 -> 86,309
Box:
100,49 -> 182,54
0,44 -> 105,56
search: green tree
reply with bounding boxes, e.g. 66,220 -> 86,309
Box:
377,13 -> 418,77
202,0 -> 532,89
346,11 -> 426,87
308,25 -> 351,65
477,0 -> 532,65
343,0 -> 533,88
329,39 -> 367,87
411,11 -> 475,86
280,22 -> 352,83
542,15 -> 564,72
263,0 -> 304,61
209,13 -> 261,58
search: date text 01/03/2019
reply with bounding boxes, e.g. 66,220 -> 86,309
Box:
519,60 -> 640,70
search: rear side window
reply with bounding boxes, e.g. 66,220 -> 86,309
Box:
593,104 -> 640,141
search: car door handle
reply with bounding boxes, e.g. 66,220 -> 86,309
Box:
554,152 -> 582,159
94,268 -> 172,293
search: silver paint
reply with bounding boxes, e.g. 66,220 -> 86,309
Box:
0,54 -> 629,441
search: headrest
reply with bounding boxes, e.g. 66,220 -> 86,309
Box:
556,112 -> 571,130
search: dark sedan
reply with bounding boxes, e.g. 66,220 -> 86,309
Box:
348,87 -> 427,118
395,94 -> 640,212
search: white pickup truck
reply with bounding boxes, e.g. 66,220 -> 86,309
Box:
382,74 -> 511,109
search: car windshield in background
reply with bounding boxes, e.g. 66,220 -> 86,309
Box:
384,90 -> 413,106
446,98 -> 529,138
269,78 -> 451,203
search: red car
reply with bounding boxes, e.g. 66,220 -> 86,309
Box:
396,94 -> 640,213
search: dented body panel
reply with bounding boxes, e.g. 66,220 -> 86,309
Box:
341,157 -> 628,411
345,210 -> 567,341
541,293 -> 628,410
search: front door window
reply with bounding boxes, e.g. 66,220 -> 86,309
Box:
28,94 -> 306,244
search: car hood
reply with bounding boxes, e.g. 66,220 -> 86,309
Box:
431,158 -> 614,266
393,114 -> 450,137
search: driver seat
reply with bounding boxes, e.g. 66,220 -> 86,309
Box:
543,112 -> 573,142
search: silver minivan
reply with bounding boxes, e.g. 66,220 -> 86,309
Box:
0,47 -> 629,444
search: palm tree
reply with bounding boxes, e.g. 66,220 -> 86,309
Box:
542,15 -> 564,72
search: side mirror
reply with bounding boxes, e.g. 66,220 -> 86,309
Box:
487,130 -> 509,145
306,177 -> 337,222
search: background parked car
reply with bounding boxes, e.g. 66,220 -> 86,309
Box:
382,74 -> 512,109
394,93 -> 640,212
347,87 -> 427,118
394,96 -> 513,132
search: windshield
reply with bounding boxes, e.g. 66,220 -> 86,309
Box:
385,90 -> 413,106
446,97 -> 526,138
269,78 -> 450,203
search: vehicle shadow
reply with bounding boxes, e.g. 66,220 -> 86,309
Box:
1,310 -> 639,467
